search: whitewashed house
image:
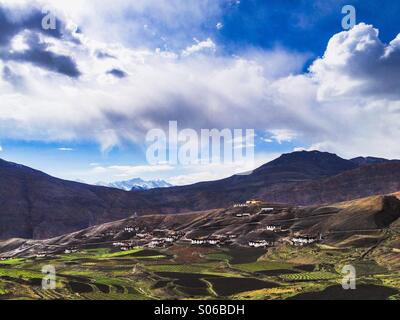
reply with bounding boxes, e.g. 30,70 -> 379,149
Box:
233,203 -> 248,208
248,240 -> 274,248
291,236 -> 318,246
266,225 -> 281,232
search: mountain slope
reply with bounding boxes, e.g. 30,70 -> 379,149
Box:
0,151 -> 400,240
2,193 -> 400,258
141,151 -> 361,210
139,152 -> 397,211
0,159 -> 155,239
255,162 -> 400,205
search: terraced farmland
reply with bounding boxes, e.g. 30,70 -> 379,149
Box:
280,271 -> 339,281
0,244 -> 399,300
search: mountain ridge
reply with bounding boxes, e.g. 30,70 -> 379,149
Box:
1,151 -> 400,240
2,192 -> 400,258
96,177 -> 173,191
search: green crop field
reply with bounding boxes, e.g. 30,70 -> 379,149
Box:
280,271 -> 339,281
233,261 -> 295,272
0,244 -> 399,300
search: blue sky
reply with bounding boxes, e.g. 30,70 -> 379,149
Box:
217,0 -> 400,53
1,0 -> 400,185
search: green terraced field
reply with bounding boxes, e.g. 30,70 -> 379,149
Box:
0,244 -> 399,300
233,261 -> 295,273
280,271 -> 339,281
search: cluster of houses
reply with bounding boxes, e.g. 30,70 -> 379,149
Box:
234,198 -> 279,219
190,238 -> 221,246
124,227 -> 138,233
187,232 -> 238,246
148,235 -> 180,248
290,235 -> 320,246
98,225 -> 147,239
64,247 -> 78,254
248,240 -> 275,248
233,199 -> 264,208
236,213 -> 251,217
233,203 -> 248,208
35,252 -> 47,258
112,241 -> 137,251
265,225 -> 282,232
110,229 -> 185,249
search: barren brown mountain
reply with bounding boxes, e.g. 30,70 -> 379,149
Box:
0,151 -> 399,239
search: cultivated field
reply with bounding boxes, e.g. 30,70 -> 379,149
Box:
0,242 -> 399,300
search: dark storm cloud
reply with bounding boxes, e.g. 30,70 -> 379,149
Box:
0,31 -> 81,78
0,4 -> 81,78
106,68 -> 127,78
96,50 -> 116,59
0,5 -> 69,45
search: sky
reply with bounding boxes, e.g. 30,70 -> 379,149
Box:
0,0 -> 400,185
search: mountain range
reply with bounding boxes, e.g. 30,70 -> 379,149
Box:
96,178 -> 172,191
3,192 -> 400,258
0,151 -> 399,240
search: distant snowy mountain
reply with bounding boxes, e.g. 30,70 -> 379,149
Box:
96,178 -> 173,191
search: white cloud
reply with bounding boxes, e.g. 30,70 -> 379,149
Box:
10,34 -> 29,52
182,38 -> 216,57
267,129 -> 298,144
167,152 -> 280,185
0,22 -> 309,153
57,147 -> 74,151
93,164 -> 174,179
0,0 -> 225,50
310,23 -> 400,100
1,2 -> 400,169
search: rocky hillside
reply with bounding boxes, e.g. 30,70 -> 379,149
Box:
2,193 -> 400,258
0,151 -> 399,240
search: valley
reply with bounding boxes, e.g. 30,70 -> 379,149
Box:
1,151 -> 400,240
1,193 -> 400,300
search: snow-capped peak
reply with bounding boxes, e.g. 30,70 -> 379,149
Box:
96,178 -> 173,191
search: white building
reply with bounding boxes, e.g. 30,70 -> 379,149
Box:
236,213 -> 251,217
233,203 -> 248,208
64,248 -> 78,254
291,236 -> 318,246
191,239 -> 220,246
248,240 -> 274,248
266,225 -> 281,232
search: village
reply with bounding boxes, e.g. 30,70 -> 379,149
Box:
104,199 -> 322,251
8,198 -> 323,260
